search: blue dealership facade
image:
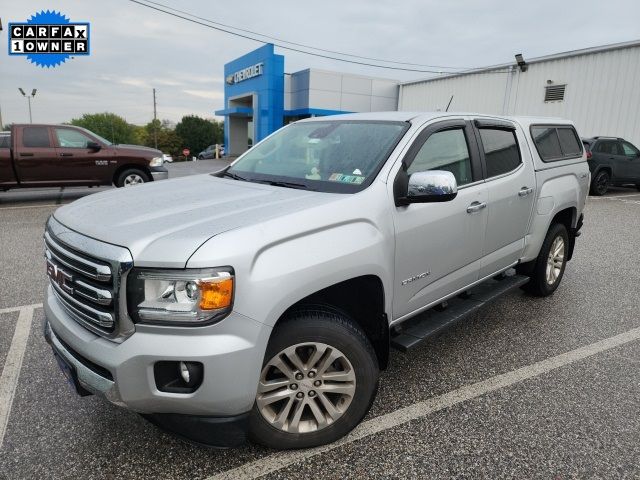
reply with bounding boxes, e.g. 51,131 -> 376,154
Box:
215,44 -> 400,155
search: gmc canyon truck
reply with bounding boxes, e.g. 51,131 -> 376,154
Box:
0,124 -> 167,190
43,112 -> 588,449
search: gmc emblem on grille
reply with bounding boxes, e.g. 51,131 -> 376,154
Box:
46,259 -> 74,295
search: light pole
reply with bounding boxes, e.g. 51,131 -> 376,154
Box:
18,88 -> 37,123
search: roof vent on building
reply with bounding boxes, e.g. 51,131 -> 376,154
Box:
544,84 -> 566,102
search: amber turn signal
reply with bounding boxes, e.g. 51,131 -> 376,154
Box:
198,277 -> 234,310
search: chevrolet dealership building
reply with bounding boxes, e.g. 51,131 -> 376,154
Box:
216,40 -> 640,155
215,44 -> 399,155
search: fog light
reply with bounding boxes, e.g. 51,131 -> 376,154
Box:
154,361 -> 204,393
179,361 -> 190,384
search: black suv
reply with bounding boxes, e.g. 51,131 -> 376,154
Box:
582,137 -> 640,195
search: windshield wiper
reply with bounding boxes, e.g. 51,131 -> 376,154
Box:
221,170 -> 248,182
258,180 -> 312,190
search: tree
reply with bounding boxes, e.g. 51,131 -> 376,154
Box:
70,112 -> 136,145
142,119 -> 181,156
175,115 -> 223,157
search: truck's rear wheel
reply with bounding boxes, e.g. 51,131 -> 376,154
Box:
249,307 -> 379,449
522,223 -> 569,297
116,168 -> 149,187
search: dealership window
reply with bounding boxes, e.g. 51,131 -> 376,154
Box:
22,127 -> 51,148
55,128 -> 94,148
407,128 -> 473,186
478,128 -> 521,178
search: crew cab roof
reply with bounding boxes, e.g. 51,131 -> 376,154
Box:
298,111 -> 576,128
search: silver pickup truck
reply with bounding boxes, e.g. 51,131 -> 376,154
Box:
43,112 -> 588,449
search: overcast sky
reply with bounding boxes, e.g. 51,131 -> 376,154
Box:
1,0 -> 639,126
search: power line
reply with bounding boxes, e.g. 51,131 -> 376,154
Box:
126,0 -> 512,75
140,0 -> 473,70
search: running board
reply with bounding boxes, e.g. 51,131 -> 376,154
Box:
390,274 -> 530,352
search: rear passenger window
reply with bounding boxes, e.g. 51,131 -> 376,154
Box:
478,129 -> 521,178
0,135 -> 9,148
22,127 -> 51,148
557,128 -> 581,156
531,127 -> 563,161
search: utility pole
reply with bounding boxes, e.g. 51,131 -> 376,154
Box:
152,88 -> 158,149
18,88 -> 36,123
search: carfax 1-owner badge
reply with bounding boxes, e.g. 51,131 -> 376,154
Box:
8,10 -> 90,68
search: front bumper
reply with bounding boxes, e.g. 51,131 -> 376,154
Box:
150,166 -> 168,181
44,286 -> 271,418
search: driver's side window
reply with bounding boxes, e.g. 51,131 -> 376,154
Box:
407,128 -> 473,186
55,128 -> 93,148
621,141 -> 639,158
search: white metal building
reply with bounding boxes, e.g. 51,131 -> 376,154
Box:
398,40 -> 640,146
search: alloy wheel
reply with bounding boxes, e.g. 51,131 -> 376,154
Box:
123,174 -> 145,186
256,342 -> 356,434
545,236 -> 565,285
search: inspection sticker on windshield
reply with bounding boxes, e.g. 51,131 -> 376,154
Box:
328,173 -> 365,184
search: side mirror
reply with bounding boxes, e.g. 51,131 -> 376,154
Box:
87,141 -> 101,151
399,170 -> 458,205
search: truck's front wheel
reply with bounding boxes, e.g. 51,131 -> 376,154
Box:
115,168 -> 149,187
249,307 -> 379,449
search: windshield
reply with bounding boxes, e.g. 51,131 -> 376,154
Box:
77,127 -> 113,145
225,120 -> 408,193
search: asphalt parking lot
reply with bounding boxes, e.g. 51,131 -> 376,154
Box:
1,165 -> 639,479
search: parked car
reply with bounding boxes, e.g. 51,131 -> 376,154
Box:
0,125 -> 168,190
198,145 -> 215,159
198,144 -> 224,159
162,153 -> 173,163
0,131 -> 9,149
582,136 -> 640,195
43,113 -> 587,450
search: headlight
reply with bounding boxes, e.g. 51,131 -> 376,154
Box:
149,156 -> 163,167
127,268 -> 234,325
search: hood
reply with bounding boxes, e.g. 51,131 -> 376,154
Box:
53,174 -> 338,267
112,144 -> 162,157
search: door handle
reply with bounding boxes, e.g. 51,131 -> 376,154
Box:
19,152 -> 34,157
59,153 -> 73,157
518,187 -> 534,197
579,172 -> 589,179
466,201 -> 487,213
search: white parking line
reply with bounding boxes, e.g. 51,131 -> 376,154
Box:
205,325 -> 640,480
0,303 -> 43,315
589,193 -> 640,200
0,305 -> 38,448
0,204 -> 62,211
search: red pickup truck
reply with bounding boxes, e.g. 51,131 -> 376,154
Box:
0,124 -> 168,190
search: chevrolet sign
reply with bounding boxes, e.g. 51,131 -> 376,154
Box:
226,62 -> 264,85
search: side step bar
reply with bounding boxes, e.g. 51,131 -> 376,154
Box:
390,274 -> 530,352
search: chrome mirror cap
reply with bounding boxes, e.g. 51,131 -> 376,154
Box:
405,170 -> 458,203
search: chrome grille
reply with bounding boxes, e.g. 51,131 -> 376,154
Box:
44,216 -> 135,341
45,231 -> 116,332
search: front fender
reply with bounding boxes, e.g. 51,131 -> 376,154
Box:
247,220 -> 392,327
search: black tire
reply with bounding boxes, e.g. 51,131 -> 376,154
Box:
249,307 -> 379,449
198,155 -> 204,160
521,223 -> 569,297
636,184 -> 640,192
115,168 -> 149,188
590,170 -> 609,196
